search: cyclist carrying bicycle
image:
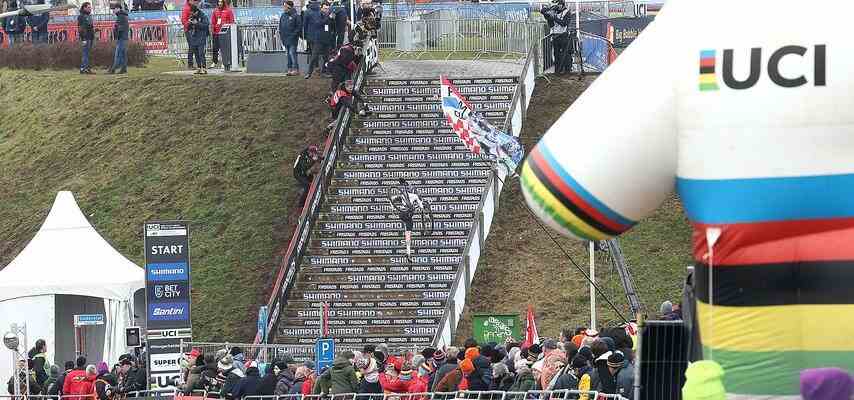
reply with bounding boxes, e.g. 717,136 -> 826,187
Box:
389,178 -> 424,261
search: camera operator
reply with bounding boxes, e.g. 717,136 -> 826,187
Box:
541,0 -> 575,74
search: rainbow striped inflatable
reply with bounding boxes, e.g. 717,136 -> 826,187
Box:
521,1 -> 854,398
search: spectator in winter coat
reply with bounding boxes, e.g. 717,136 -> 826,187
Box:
302,1 -> 335,79
2,0 -> 25,47
600,352 -> 632,397
289,366 -> 308,395
431,347 -> 458,392
356,354 -> 381,393
233,363 -> 262,399
378,358 -> 410,394
230,348 -> 247,375
94,362 -> 118,400
62,357 -> 88,396
182,350 -> 205,395
434,359 -> 466,393
332,0 -> 350,49
57,361 -> 76,396
327,355 -> 359,394
587,341 -> 614,394
200,354 -> 220,394
65,365 -> 96,399
492,363 -> 514,392
108,3 -> 130,74
187,3 -> 210,74
258,363 -> 277,395
7,359 -> 41,395
28,339 -> 50,387
278,0 -> 302,76
217,355 -> 246,400
26,11 -> 49,44
509,360 -> 536,392
77,2 -> 95,74
44,365 -> 61,398
181,0 -> 200,68
210,0 -> 235,69
273,360 -> 296,395
464,347 -> 493,391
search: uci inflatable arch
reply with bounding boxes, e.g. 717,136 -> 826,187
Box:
521,0 -> 854,398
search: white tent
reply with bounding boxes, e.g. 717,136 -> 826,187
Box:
0,191 -> 145,381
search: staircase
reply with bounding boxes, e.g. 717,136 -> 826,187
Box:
275,76 -> 519,347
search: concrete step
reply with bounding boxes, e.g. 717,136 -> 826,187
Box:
362,110 -> 508,122
327,184 -> 486,198
317,211 -> 476,222
363,93 -> 513,104
288,288 -> 450,303
344,143 -> 471,153
334,167 -> 491,180
366,100 -> 512,114
297,263 -> 458,275
283,306 -> 447,320
312,228 -> 470,239
350,127 -> 455,136
309,237 -> 468,250
308,246 -> 464,257
322,202 -> 481,214
362,76 -> 518,88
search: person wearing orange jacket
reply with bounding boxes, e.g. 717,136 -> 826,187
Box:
181,0 -> 199,69
210,0 -> 235,70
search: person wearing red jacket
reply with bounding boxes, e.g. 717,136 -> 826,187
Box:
63,365 -> 96,400
181,0 -> 200,69
210,0 -> 235,70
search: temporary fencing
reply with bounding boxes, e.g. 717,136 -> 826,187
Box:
179,341 -> 426,362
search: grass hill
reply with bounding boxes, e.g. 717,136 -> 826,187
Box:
0,58 -> 328,341
454,75 -> 693,342
1,61 -> 691,344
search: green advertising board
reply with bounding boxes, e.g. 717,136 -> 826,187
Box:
472,314 -> 521,344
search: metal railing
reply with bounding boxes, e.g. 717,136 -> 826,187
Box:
432,41 -> 538,349
180,341 -> 424,362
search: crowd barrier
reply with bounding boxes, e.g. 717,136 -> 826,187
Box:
179,341 -> 425,363
0,390 -> 629,400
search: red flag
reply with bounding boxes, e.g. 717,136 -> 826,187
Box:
321,302 -> 330,337
522,305 -> 540,349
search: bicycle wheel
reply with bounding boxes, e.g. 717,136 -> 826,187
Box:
419,202 -> 435,236
387,187 -> 409,213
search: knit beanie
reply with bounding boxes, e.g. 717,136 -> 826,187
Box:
660,300 -> 673,315
800,368 -> 853,400
433,349 -> 446,363
682,360 -> 726,400
606,352 -> 625,369
96,361 -> 109,375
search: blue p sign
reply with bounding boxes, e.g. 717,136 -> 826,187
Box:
315,338 -> 335,371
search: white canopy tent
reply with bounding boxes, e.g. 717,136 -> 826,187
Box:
0,191 -> 145,381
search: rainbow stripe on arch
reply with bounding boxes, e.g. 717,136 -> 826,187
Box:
520,145 -> 636,240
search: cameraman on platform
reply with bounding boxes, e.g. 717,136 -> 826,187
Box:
541,0 -> 575,74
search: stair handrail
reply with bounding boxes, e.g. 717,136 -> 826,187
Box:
257,62 -> 369,344
432,43 -> 539,348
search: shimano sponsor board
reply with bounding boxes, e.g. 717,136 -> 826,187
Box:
144,221 -> 192,391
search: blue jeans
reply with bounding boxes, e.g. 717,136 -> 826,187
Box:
32,30 -> 49,44
112,39 -> 128,71
8,33 -> 22,47
285,43 -> 298,71
81,40 -> 93,71
190,43 -> 206,68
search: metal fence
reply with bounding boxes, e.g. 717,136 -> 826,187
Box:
0,390 -> 628,400
179,341 -> 425,362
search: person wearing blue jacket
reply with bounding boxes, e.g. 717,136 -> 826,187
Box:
278,0 -> 302,76
302,0 -> 335,79
187,3 -> 210,74
2,0 -> 26,47
27,5 -> 50,45
332,0 -> 350,50
108,2 -> 130,74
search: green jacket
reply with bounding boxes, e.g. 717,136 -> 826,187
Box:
328,358 -> 359,394
510,370 -> 537,392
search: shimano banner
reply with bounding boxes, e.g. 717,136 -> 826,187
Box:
144,221 -> 192,392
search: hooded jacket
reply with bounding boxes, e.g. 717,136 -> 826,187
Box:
273,369 -> 296,395
258,365 -> 277,395
467,355 -> 493,391
234,367 -> 262,399
278,8 -> 302,47
328,358 -> 359,394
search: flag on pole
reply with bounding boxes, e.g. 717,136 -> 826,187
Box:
439,75 -> 525,176
321,302 -> 330,337
522,305 -> 540,349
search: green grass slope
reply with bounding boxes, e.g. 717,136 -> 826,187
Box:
0,58 -> 330,341
456,75 -> 693,342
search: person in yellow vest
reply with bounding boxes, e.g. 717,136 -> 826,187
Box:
682,360 -> 725,400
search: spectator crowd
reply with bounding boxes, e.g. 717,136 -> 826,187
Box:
167,328 -> 637,400
6,339 -> 148,399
